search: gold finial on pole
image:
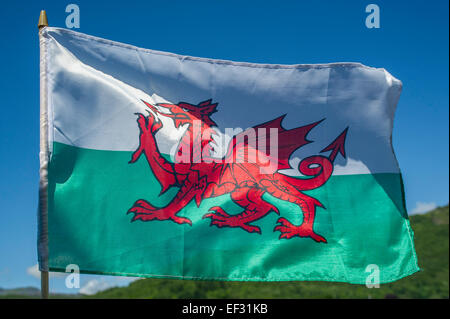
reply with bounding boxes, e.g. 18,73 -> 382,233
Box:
38,10 -> 48,29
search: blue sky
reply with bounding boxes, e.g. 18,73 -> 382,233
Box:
0,0 -> 448,294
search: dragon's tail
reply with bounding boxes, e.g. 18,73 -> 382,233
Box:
277,155 -> 333,191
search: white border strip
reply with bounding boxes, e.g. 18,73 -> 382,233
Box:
38,28 -> 49,272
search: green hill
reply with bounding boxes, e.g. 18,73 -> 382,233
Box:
0,287 -> 78,299
89,205 -> 449,299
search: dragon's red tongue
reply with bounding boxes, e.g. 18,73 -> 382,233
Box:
141,100 -> 160,113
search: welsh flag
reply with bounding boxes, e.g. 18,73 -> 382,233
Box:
38,27 -> 419,283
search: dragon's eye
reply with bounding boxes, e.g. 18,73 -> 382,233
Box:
182,108 -> 189,112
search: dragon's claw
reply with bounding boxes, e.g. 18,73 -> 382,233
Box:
269,203 -> 280,215
171,216 -> 192,225
274,217 -> 327,243
241,224 -> 261,234
136,113 -> 148,130
128,200 -> 192,225
203,207 -> 261,234
209,219 -> 227,228
134,199 -> 156,210
136,112 -> 161,135
206,206 -> 230,218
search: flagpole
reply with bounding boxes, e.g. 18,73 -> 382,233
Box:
38,10 -> 49,300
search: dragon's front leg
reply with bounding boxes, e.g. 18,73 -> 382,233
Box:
130,112 -> 179,193
203,186 -> 279,234
128,172 -> 206,225
128,111 -> 193,224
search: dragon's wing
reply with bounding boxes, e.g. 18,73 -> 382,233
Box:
223,115 -> 323,172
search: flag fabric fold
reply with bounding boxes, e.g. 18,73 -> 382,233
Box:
39,27 -> 419,283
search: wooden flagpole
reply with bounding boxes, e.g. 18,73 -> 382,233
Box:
38,10 -> 49,300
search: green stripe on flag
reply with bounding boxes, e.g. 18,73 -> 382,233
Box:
48,142 -> 419,283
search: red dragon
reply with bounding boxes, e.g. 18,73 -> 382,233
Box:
128,99 -> 348,243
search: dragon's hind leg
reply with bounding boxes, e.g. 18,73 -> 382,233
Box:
274,202 -> 326,243
203,186 -> 279,234
262,179 -> 327,243
275,196 -> 326,243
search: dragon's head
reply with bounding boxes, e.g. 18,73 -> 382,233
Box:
142,99 -> 218,128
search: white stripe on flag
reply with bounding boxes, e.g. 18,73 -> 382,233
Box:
44,27 -> 402,175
